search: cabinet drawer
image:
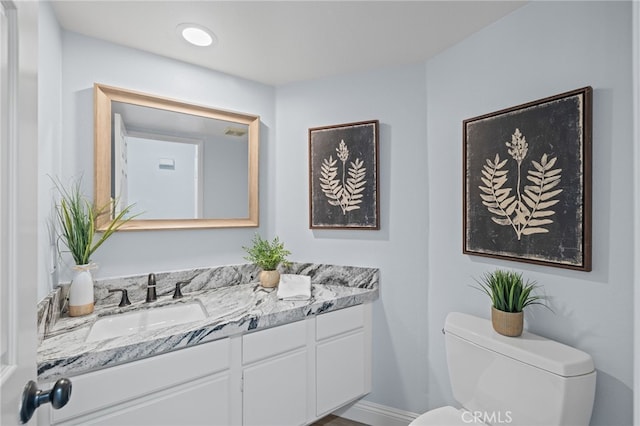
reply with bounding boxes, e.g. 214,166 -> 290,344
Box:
243,319 -> 307,364
316,305 -> 364,341
70,375 -> 231,426
50,338 -> 230,423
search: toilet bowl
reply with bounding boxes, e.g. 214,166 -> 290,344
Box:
411,406 -> 487,425
410,312 -> 596,426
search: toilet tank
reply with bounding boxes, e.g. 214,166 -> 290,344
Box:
444,312 -> 596,426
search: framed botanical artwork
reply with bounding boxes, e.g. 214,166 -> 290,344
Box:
309,120 -> 379,229
463,87 -> 592,271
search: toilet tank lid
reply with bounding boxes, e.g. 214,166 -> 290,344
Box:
445,312 -> 595,377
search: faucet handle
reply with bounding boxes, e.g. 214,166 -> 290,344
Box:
146,273 -> 157,303
108,289 -> 131,307
173,281 -> 190,299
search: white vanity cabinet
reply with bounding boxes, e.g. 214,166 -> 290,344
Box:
42,337 -> 233,425
40,303 -> 372,426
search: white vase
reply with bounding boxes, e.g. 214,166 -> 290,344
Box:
68,264 -> 95,317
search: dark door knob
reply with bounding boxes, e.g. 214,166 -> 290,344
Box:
20,378 -> 72,424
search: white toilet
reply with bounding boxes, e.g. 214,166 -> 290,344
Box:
411,312 -> 596,426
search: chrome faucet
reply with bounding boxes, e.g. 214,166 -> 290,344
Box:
146,273 -> 157,302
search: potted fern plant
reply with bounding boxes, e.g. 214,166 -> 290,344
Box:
55,178 -> 136,316
243,234 -> 291,288
474,269 -> 548,337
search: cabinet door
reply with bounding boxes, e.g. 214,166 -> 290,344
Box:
316,331 -> 365,416
243,350 -> 307,426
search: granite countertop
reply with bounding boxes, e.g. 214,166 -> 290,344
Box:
37,263 -> 379,383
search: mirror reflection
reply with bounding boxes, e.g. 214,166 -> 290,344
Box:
94,83 -> 259,230
112,101 -> 249,220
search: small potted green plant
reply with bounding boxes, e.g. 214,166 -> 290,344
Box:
473,269 -> 548,337
55,177 -> 136,316
243,234 -> 291,288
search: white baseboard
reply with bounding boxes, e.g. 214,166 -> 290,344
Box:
333,399 -> 419,426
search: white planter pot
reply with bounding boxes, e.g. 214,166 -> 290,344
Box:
68,264 -> 95,317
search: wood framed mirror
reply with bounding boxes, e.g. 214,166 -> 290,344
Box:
94,83 -> 259,230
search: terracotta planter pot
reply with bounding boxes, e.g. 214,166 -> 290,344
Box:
491,306 -> 523,337
259,270 -> 280,288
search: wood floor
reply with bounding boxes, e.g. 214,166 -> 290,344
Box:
312,414 -> 369,426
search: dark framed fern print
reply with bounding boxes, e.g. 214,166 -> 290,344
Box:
463,87 -> 592,271
309,120 -> 379,229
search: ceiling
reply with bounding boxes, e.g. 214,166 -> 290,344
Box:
50,1 -> 526,86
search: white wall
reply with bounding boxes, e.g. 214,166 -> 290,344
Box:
276,1 -> 633,424
56,32 -> 276,282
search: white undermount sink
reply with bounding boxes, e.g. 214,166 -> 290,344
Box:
86,302 -> 208,342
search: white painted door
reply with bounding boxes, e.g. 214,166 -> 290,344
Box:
0,2 -> 46,425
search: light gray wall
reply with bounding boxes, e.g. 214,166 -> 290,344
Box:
203,134 -> 249,218
39,1 -> 634,424
126,137 -> 198,219
426,2 -> 632,425
276,63 -> 430,411
56,31 -> 276,282
37,2 -> 63,300
634,3 -> 640,423
276,1 -> 633,424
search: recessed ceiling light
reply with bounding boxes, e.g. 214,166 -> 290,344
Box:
177,23 -> 216,47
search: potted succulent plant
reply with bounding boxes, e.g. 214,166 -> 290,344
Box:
243,234 -> 291,288
55,177 -> 136,316
474,269 -> 548,337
